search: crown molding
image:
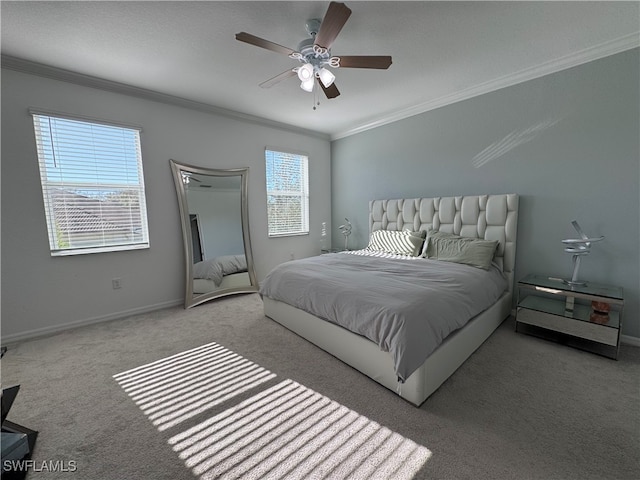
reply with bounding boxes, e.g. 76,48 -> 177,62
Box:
3,30 -> 637,144
1,55 -> 330,141
330,32 -> 640,141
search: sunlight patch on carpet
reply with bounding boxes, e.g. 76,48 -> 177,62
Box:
115,343 -> 432,479
169,379 -> 432,479
113,342 -> 276,431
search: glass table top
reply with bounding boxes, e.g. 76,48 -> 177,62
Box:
518,274 -> 623,301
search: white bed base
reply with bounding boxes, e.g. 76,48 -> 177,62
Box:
263,194 -> 518,406
264,294 -> 511,406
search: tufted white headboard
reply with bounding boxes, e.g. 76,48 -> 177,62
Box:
369,194 -> 519,292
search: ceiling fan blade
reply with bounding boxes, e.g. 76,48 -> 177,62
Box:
259,69 -> 297,89
319,81 -> 340,99
235,32 -> 297,56
314,2 -> 352,50
335,56 -> 392,69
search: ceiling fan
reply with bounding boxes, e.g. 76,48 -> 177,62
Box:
235,1 -> 392,100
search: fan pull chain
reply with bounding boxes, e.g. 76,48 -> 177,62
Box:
312,80 -> 320,110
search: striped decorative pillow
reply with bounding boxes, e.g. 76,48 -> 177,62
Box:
366,230 -> 426,257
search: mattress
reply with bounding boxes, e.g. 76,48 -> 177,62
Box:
260,251 -> 507,381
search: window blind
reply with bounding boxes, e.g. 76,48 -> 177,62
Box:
32,113 -> 150,256
265,149 -> 309,237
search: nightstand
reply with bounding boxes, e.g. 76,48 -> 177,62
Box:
515,274 -> 624,359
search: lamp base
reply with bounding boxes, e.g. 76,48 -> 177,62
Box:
565,252 -> 588,287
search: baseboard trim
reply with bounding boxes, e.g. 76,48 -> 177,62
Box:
1,299 -> 184,345
620,334 -> 640,347
4,302 -> 638,349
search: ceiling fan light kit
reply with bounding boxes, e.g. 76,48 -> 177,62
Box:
296,63 -> 314,82
300,79 -> 315,92
318,68 -> 335,88
235,1 -> 392,103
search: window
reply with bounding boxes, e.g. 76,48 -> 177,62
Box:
265,149 -> 309,237
31,112 -> 149,256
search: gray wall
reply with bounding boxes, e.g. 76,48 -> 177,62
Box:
331,49 -> 640,339
1,68 -> 331,340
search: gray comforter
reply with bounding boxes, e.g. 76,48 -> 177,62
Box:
260,252 -> 508,382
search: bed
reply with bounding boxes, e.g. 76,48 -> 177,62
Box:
261,194 -> 518,406
192,254 -> 248,294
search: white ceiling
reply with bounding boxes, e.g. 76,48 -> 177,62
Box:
2,1 -> 638,139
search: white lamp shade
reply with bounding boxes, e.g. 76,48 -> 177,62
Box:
318,68 -> 335,88
300,79 -> 314,92
297,63 -> 314,81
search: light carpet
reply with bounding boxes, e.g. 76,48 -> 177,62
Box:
2,293 -> 639,479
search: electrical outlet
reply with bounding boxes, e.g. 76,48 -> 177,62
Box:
112,278 -> 122,289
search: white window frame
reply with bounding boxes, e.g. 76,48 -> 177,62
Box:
265,148 -> 310,237
31,110 -> 150,256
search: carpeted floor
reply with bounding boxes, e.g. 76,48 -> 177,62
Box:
2,293 -> 639,479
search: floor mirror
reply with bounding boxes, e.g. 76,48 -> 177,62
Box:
170,159 -> 258,308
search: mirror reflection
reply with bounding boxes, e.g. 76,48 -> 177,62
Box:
170,159 -> 257,308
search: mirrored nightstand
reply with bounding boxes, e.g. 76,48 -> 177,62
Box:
516,274 -> 624,359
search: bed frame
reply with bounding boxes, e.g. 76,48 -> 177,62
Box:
263,194 -> 519,406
